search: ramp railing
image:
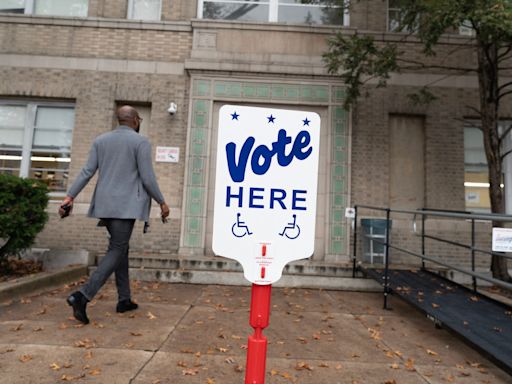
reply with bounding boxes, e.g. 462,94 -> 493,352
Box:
351,205 -> 512,308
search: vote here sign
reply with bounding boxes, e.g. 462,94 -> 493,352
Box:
212,105 -> 320,284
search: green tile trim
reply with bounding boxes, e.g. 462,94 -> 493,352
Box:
185,79 -> 349,256
329,104 -> 349,255
193,79 -> 211,97
212,80 -> 329,103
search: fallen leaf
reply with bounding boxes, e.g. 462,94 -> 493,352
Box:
130,332 -> 143,336
390,363 -> 400,369
11,324 -> 23,332
35,307 -> 47,315
147,312 -> 157,320
318,362 -> 329,368
431,303 -> 440,309
89,368 -> 101,376
177,361 -> 187,367
405,358 -> 415,371
384,380 -> 397,384
84,351 -> 93,360
19,354 -> 33,363
470,296 -> 479,302
74,338 -> 96,349
206,379 -> 216,384
32,326 -> 44,332
426,349 -> 438,356
50,363 -> 61,371
295,361 -> 313,371
182,368 -> 199,376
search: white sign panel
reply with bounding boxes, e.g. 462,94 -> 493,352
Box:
492,227 -> 512,252
212,105 -> 320,285
155,146 -> 179,163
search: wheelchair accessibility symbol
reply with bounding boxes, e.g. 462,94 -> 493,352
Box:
279,214 -> 301,240
232,213 -> 253,238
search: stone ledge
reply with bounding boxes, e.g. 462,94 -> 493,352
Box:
0,265 -> 88,301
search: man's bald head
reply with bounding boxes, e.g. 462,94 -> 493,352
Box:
116,105 -> 141,132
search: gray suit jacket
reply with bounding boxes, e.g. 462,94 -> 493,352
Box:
67,125 -> 165,221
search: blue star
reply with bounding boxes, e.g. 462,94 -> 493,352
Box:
267,114 -> 276,123
303,117 -> 311,126
231,111 -> 239,120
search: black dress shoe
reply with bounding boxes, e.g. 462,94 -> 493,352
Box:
116,299 -> 138,313
66,291 -> 89,324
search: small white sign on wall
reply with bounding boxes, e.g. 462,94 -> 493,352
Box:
155,146 -> 179,163
492,227 -> 512,252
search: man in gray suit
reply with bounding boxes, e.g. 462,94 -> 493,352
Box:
59,105 -> 170,324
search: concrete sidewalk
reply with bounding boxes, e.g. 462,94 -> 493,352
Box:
0,278 -> 510,384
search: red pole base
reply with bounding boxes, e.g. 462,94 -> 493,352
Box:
245,334 -> 267,384
245,284 -> 272,384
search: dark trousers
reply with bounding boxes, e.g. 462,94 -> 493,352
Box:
80,219 -> 135,302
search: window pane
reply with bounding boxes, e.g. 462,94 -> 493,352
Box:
0,150 -> 22,175
203,1 -> 269,22
278,3 -> 342,25
132,0 -> 161,20
31,106 -> 74,193
33,107 -> 74,150
34,0 -> 88,17
464,126 -> 490,212
29,151 -> 70,193
0,105 -> 26,148
0,0 -> 25,13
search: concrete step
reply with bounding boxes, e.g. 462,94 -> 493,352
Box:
92,253 -> 381,291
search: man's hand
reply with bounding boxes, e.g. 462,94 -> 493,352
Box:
59,196 -> 74,218
160,202 -> 170,223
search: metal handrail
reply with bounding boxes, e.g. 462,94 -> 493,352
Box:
352,204 -> 512,308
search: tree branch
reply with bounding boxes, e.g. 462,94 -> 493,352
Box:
498,81 -> 512,92
465,106 -> 483,118
500,148 -> 512,162
499,123 -> 512,145
396,57 -> 476,72
498,89 -> 512,102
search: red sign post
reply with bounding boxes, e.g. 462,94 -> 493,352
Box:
245,284 -> 272,384
212,106 -> 321,383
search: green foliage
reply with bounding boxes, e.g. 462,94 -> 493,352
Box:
324,33 -> 400,107
0,174 -> 49,268
323,0 -> 512,107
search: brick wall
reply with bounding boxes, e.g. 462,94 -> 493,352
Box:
0,21 -> 192,62
0,65 -> 189,255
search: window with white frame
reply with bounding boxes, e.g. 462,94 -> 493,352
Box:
128,0 -> 161,21
199,0 -> 348,26
464,121 -> 512,212
0,0 -> 88,17
0,101 -> 75,195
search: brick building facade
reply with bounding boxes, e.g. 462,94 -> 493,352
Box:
1,1 -> 510,276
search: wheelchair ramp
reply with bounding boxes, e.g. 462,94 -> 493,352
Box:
362,268 -> 512,374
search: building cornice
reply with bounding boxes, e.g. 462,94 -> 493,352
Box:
0,14 -> 191,32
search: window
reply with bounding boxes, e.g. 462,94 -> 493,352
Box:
464,121 -> 511,212
0,0 -> 26,14
464,126 -> 489,212
0,0 -> 88,17
128,0 -> 161,21
199,0 -> 348,26
387,0 -> 418,32
0,101 -> 75,195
